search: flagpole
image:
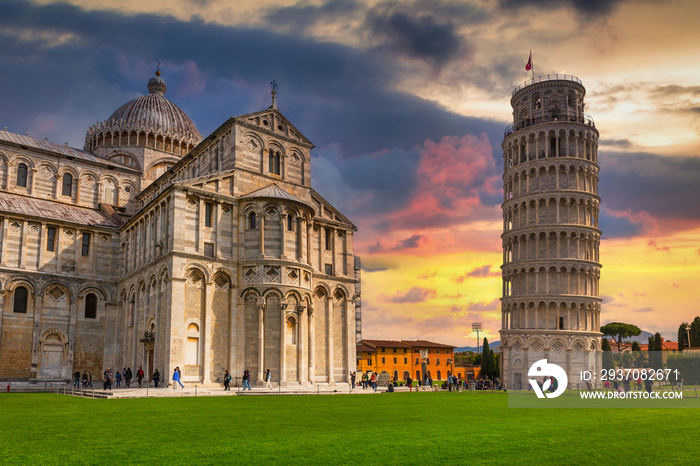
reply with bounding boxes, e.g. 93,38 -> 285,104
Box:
531,49 -> 535,80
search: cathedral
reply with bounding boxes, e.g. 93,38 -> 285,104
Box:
0,71 -> 359,387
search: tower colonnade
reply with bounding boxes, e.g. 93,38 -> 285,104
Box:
499,75 -> 602,390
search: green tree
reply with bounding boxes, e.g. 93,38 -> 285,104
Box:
494,351 -> 500,379
690,316 -> 700,348
488,349 -> 498,378
648,333 -> 663,369
481,337 -> 490,378
678,322 -> 689,352
631,341 -> 641,352
602,337 -> 613,370
600,322 -> 642,352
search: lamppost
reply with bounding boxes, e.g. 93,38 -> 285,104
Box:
686,326 -> 692,350
472,322 -> 483,354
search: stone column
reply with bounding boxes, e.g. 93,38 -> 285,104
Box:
326,296 -> 334,384
30,168 -> 37,195
0,218 -> 6,266
203,280 -> 214,384
280,213 -> 287,260
305,219 -> 311,265
280,305 -> 287,385
298,306 -> 306,385
257,303 -> 265,383
19,220 -> 28,269
308,305 -> 315,384
259,211 -> 265,257
67,294 -> 78,378
297,218 -> 303,261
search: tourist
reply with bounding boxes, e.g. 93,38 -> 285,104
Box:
350,371 -> 356,390
361,372 -> 368,389
115,370 -> 122,388
172,366 -> 184,389
73,370 -> 81,388
407,375 -> 412,392
136,366 -> 144,388
152,369 -> 160,388
223,370 -> 231,391
125,367 -> 133,388
370,372 -> 377,392
103,367 -> 112,390
81,372 -> 88,388
86,372 -> 93,388
243,370 -> 252,390
265,369 -> 272,389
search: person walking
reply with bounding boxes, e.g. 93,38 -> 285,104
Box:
407,375 -> 412,392
172,367 -> 184,389
125,367 -> 133,388
73,370 -> 81,388
370,372 -> 377,392
264,369 -> 272,389
115,370 -> 122,388
103,367 -> 112,391
361,372 -> 368,389
350,371 -> 356,390
223,370 -> 231,391
81,372 -> 88,388
86,372 -> 93,388
136,367 -> 144,388
152,369 -> 160,388
243,370 -> 252,390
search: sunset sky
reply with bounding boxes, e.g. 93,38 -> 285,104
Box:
1,0 -> 699,345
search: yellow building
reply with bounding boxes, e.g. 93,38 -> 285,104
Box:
356,339 -> 456,382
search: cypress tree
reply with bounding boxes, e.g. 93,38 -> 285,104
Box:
602,338 -> 613,370
678,323 -> 688,352
481,337 -> 490,378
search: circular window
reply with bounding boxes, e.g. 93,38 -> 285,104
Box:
262,119 -> 270,126
277,125 -> 285,132
124,186 -> 131,193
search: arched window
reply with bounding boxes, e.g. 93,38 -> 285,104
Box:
62,173 -> 73,197
186,323 -> 200,366
13,286 -> 28,313
416,370 -> 420,380
269,150 -> 281,175
104,184 -> 116,205
286,319 -> 297,345
249,212 -> 256,230
85,293 -> 97,319
415,358 -> 419,365
287,214 -> 294,231
437,370 -> 442,380
17,163 -> 28,188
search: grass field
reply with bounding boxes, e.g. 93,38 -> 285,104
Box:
1,391 -> 698,464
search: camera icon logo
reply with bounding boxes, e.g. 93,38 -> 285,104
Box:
528,359 -> 568,399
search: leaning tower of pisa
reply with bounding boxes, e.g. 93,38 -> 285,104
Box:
499,75 -> 602,390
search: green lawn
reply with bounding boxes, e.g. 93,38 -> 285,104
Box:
1,392 -> 698,464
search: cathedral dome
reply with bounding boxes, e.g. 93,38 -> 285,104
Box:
84,71 -> 202,156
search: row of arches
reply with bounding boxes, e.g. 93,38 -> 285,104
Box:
503,127 -> 598,169
85,127 -> 198,156
502,300 -> 601,331
503,197 -> 599,231
505,335 -> 599,353
504,163 -> 598,199
502,265 -> 601,297
512,86 -> 584,128
243,200 -> 314,262
503,230 -> 600,263
0,151 -> 137,207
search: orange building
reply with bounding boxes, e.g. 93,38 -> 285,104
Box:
356,339 -> 456,382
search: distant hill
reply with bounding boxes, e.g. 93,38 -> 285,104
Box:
621,330 -> 655,344
456,341 -> 500,353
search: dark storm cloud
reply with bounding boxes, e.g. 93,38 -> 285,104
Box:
366,10 -> 466,67
499,0 -> 626,17
0,0 -> 504,157
264,0 -> 362,31
599,152 -> 700,223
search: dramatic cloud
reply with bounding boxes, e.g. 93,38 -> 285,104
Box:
264,0 -> 362,31
465,299 -> 500,311
366,9 -> 466,68
381,286 -> 437,303
499,0 -> 626,17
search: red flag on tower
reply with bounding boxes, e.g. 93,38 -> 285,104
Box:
525,51 -> 532,71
